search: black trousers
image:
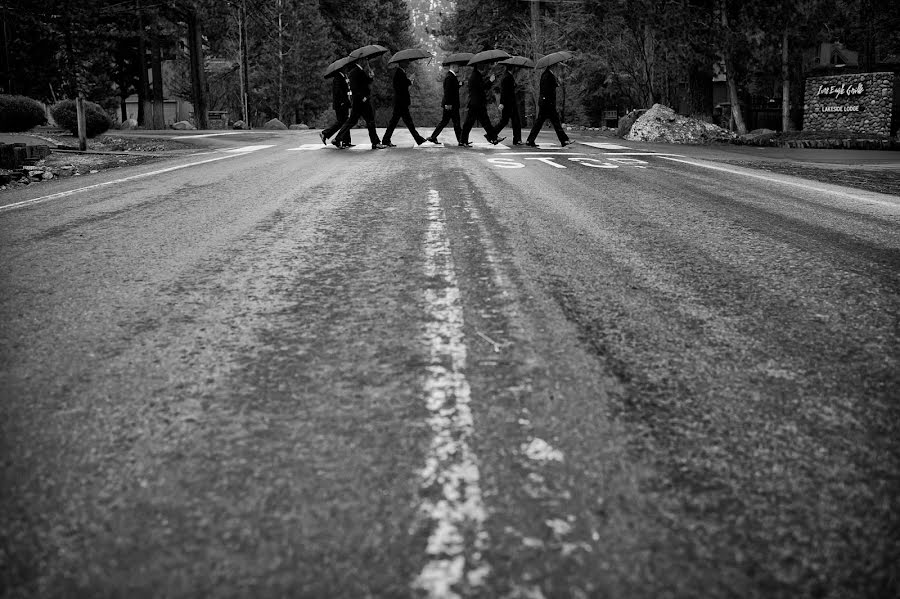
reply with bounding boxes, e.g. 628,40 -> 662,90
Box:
460,104 -> 497,143
494,104 -> 521,143
429,106 -> 461,142
382,105 -> 425,144
335,101 -> 380,145
527,104 -> 568,144
322,105 -> 351,144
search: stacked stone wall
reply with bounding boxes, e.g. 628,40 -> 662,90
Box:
803,72 -> 895,136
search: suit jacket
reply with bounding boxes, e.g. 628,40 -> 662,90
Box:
499,71 -> 516,107
467,67 -> 488,107
392,67 -> 412,107
441,70 -> 460,108
539,69 -> 558,108
348,64 -> 373,106
332,74 -> 350,110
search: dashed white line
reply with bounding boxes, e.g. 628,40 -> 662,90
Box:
413,189 -> 490,599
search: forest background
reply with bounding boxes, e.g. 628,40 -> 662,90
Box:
1,0 -> 898,134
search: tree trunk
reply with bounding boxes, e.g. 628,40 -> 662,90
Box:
136,0 -> 149,126
187,8 -> 209,130
725,61 -> 746,134
277,0 -> 284,122
150,23 -> 165,129
781,28 -> 790,131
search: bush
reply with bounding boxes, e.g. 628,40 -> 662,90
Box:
50,99 -> 112,138
0,95 -> 47,132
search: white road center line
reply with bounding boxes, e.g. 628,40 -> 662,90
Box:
413,189 -> 490,599
658,156 -> 900,208
0,146 -> 274,214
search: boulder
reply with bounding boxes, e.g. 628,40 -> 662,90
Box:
289,124 -> 310,130
171,120 -> 196,130
626,104 -> 736,144
617,108 -> 647,138
263,118 -> 288,130
120,118 -> 138,130
232,120 -> 247,130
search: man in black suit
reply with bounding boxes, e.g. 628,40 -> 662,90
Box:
320,63 -> 353,148
425,63 -> 462,145
459,63 -> 503,147
492,63 -> 522,145
335,58 -> 387,150
526,64 -> 571,148
381,60 -> 427,147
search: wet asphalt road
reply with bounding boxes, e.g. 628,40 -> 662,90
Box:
1,130 -> 899,599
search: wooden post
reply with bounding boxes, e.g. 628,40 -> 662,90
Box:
76,96 -> 87,151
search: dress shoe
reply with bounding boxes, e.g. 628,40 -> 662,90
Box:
383,142 -> 397,147
331,139 -> 342,148
372,143 -> 388,149
494,136 -> 506,144
458,142 -> 473,147
426,137 -> 439,144
342,142 -> 355,148
561,140 -> 573,147
512,141 -> 524,146
319,131 -> 327,145
525,141 -> 539,147
416,138 -> 427,145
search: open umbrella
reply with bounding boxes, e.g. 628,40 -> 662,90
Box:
535,50 -> 574,69
323,56 -> 354,78
442,52 -> 474,66
467,49 -> 510,66
349,44 -> 389,60
497,55 -> 535,68
388,48 -> 432,64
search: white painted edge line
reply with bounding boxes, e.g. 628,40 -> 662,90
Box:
601,152 -> 684,156
580,141 -> 631,150
413,189 -> 490,599
498,152 -> 586,156
172,131 -> 253,139
658,155 -> 900,208
0,146 -> 274,214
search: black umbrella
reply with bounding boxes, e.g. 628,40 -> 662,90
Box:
535,50 -> 574,69
442,52 -> 474,66
388,48 -> 432,64
498,55 -> 535,68
323,56 -> 354,78
467,49 -> 511,66
349,44 -> 389,60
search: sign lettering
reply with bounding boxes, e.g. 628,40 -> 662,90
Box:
816,82 -> 864,98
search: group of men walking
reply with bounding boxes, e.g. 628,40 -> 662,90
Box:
319,53 -> 571,150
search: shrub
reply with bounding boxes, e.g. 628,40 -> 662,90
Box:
50,99 -> 112,138
0,95 -> 47,132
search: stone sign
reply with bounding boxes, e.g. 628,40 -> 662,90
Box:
803,72 -> 898,137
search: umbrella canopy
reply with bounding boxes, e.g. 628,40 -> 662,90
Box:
467,49 -> 511,66
388,48 -> 432,64
498,55 -> 535,68
442,52 -> 474,66
535,50 -> 574,69
323,56 -> 354,78
349,44 -> 389,60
